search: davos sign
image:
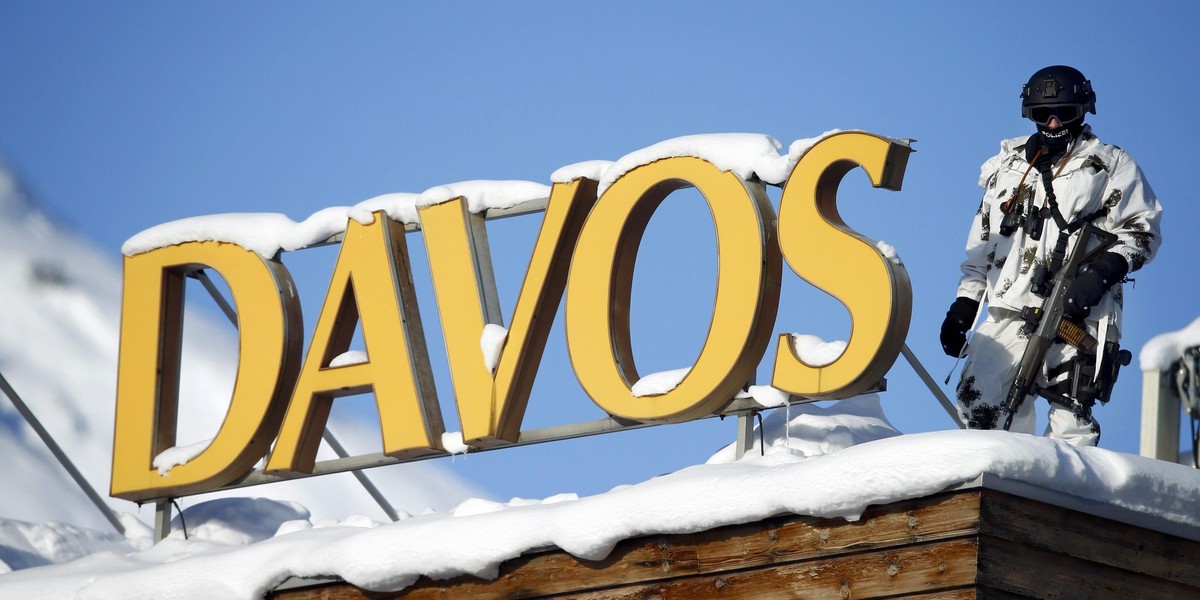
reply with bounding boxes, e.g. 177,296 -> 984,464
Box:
111,132 -> 914,502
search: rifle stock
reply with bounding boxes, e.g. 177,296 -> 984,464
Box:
1001,223 -> 1117,430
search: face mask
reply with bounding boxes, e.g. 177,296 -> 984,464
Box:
1036,120 -> 1083,149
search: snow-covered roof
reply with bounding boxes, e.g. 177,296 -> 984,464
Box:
3,396 -> 1199,599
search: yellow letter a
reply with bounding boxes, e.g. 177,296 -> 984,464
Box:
266,213 -> 444,474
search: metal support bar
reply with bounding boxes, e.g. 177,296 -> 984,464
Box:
734,413 -> 755,460
1140,368 -> 1182,463
191,269 -> 237,325
321,430 -> 401,522
154,500 -> 172,541
190,269 -> 403,521
0,370 -> 125,535
168,395 -> 803,497
901,343 -> 966,429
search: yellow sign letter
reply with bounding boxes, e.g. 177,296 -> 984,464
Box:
566,157 -> 781,423
112,242 -> 302,501
421,180 -> 597,446
266,213 -> 444,474
771,132 -> 913,398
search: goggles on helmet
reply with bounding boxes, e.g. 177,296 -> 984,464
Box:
1026,103 -> 1085,126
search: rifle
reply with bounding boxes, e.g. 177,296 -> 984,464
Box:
1001,222 -> 1120,430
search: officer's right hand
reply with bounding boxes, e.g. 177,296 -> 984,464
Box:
940,297 -> 980,357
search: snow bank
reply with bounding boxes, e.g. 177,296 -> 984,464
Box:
346,193 -> 421,227
789,334 -> 847,366
416,180 -> 549,214
120,181 -> 549,259
707,394 -> 901,462
630,367 -> 690,397
120,209 -> 352,258
1141,316 -> 1200,371
480,324 -> 508,373
631,333 -> 847,399
594,132 -> 831,194
0,520 -> 133,574
120,132 -> 901,258
550,160 -> 613,183
153,439 -> 213,476
3,395 -> 1198,599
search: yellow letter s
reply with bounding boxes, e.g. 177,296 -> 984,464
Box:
772,132 -> 913,398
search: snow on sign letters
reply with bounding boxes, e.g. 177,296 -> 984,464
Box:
111,131 -> 914,501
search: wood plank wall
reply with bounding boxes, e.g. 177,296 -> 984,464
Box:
271,488 -> 1200,599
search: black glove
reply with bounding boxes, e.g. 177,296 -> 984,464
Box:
940,297 -> 979,357
1063,252 -> 1129,322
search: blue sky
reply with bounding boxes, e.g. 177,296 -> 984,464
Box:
2,2 -> 1198,507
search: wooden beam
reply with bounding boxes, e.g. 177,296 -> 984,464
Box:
270,488 -> 1200,600
979,488 -> 1200,588
272,492 -> 984,599
977,535 -> 1197,599
557,539 -> 979,599
691,491 -> 981,573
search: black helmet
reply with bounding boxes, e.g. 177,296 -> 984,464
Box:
1020,65 -> 1096,125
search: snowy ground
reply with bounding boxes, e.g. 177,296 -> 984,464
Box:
2,394 -> 1199,600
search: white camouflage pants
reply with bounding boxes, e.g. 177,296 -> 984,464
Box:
954,308 -> 1104,446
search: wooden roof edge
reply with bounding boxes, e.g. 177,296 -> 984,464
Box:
270,479 -> 1200,595
949,473 -> 1200,543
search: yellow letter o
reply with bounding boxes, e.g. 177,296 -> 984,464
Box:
566,157 -> 780,422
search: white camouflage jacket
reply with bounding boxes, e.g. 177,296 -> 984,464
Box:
956,126 -> 1162,332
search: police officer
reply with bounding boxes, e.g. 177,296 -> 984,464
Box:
941,65 -> 1162,445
